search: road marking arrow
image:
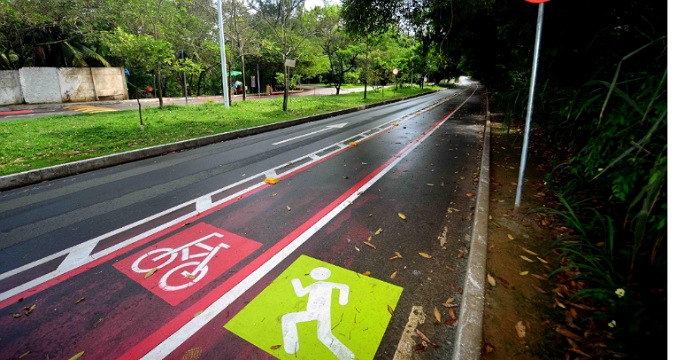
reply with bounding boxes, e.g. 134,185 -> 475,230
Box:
272,123 -> 348,145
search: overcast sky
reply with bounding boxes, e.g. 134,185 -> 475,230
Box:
304,0 -> 339,10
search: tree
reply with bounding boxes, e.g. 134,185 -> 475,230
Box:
341,0 -> 396,99
249,0 -> 312,111
307,4 -> 358,95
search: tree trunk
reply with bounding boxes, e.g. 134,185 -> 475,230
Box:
282,64 -> 289,111
156,67 -> 163,109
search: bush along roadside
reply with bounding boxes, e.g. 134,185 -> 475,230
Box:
538,40 -> 667,358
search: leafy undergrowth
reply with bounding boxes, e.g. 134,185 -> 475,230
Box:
480,120 -> 649,359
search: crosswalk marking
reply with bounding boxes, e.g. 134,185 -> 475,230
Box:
64,105 -> 117,113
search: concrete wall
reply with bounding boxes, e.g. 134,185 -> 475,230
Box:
58,67 -> 96,102
0,71 -> 23,105
0,67 -> 127,106
19,67 -> 63,104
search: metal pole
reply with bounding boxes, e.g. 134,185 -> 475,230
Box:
217,0 -> 230,108
515,2 -> 545,208
181,50 -> 188,105
256,63 -> 261,96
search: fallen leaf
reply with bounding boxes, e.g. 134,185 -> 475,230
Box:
392,123 -> 399,127
485,343 -> 495,353
68,351 -> 85,360
447,207 -> 461,213
23,303 -> 36,316
349,141 -> 359,147
515,321 -> 526,338
12,313 -> 21,318
186,274 -> 196,279
271,193 -> 277,197
286,205 -> 291,211
363,241 -> 377,249
487,274 -> 496,287
363,271 -> 371,276
507,234 -> 515,240
520,271 -> 529,276
264,177 -> 279,185
270,345 -> 282,350
390,271 -> 398,279
434,307 -> 442,323
418,252 -> 432,258
415,329 -> 438,347
466,192 -> 475,197
555,326 -> 585,342
445,297 -> 455,304
194,310 -> 203,317
522,247 -> 537,255
555,299 -> 567,309
367,235 -> 372,241
536,256 -> 549,264
74,297 -> 86,304
531,274 -> 547,281
426,183 -> 434,186
18,351 -> 30,359
374,228 -> 383,236
398,212 -> 407,220
533,285 -> 547,294
488,214 -> 493,220
448,307 -> 457,320
389,252 -> 403,260
388,305 -> 395,316
145,267 -> 158,279
520,255 -> 534,263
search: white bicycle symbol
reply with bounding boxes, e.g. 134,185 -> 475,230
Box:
131,233 -> 230,291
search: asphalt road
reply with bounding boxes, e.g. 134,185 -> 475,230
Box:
0,87 -> 486,359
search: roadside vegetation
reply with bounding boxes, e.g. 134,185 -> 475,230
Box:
0,86 -> 436,176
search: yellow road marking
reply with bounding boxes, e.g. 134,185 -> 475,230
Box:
64,105 -> 117,113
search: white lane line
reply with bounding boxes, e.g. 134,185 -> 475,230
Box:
0,91 -> 462,305
272,122 -> 348,145
142,89 -> 475,359
394,306 -> 426,360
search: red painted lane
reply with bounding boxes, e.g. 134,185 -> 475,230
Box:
0,92 -> 470,359
165,96 -> 482,359
0,109 -> 33,116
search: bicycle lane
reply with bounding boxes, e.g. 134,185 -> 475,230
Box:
0,88 -> 478,359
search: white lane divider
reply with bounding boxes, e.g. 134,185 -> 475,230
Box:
0,90 -> 466,305
141,87 -> 477,359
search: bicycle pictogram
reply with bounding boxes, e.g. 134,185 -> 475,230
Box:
131,233 -> 230,291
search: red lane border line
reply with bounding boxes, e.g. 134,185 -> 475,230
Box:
0,109 -> 33,116
0,89 -> 459,310
123,88 -> 477,360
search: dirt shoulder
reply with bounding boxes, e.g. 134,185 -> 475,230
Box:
480,119 -> 566,359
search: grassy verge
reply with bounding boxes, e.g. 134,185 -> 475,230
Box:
0,86 -> 440,176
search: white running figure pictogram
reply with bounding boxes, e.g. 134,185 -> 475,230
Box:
281,267 -> 354,360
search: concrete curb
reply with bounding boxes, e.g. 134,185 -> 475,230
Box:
0,93 -> 431,191
452,117 -> 491,359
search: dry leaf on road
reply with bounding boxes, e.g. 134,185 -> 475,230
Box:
419,252 -> 432,258
487,274 -> 496,287
145,267 -> 157,279
515,321 -> 526,338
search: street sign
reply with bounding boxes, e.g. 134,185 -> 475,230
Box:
225,255 -> 403,360
285,59 -> 296,68
392,68 -> 399,75
114,223 -> 262,305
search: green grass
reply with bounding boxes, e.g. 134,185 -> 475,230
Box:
0,86 -> 440,176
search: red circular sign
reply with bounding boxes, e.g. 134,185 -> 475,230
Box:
392,68 -> 399,75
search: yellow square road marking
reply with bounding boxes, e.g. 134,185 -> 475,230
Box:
225,255 -> 403,360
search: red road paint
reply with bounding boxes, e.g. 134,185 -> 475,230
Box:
113,223 -> 261,306
117,96 -> 471,359
0,109 -> 33,115
0,120 -> 360,311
